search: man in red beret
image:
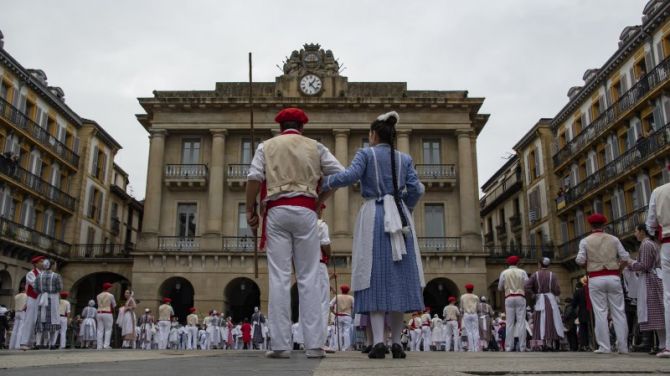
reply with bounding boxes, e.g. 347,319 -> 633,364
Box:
443,296 -> 461,352
460,283 -> 480,352
96,282 -> 116,349
246,107 -> 344,359
646,162 -> 670,358
157,297 -> 175,350
330,284 -> 354,351
53,291 -> 71,349
576,213 -> 630,354
186,307 -> 199,350
497,255 -> 528,352
18,256 -> 45,350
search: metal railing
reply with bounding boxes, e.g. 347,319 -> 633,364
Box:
486,245 -> 547,261
557,122 -> 669,209
553,54 -> 670,167
164,164 -> 208,179
480,172 -> 521,209
0,96 -> 79,166
0,156 -> 76,210
71,244 -> 128,258
227,164 -> 250,179
158,236 -> 200,251
222,236 -> 256,252
0,216 -> 70,256
417,237 -> 461,252
415,164 -> 456,179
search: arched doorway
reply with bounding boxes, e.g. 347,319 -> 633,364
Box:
159,277 -> 194,325
423,278 -> 459,318
291,283 -> 299,323
71,272 -> 130,317
0,270 -> 12,307
224,277 -> 260,323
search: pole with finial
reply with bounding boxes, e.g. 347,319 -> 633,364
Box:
249,52 -> 258,279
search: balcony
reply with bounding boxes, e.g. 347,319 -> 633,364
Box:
556,121 -> 669,213
0,96 -> 79,167
495,223 -> 507,240
510,215 -> 522,232
0,217 -> 70,258
486,245 -> 549,262
227,164 -> 250,190
480,172 -> 522,216
415,164 -> 456,190
158,236 -> 200,251
0,155 -> 76,211
553,54 -> 670,168
484,232 -> 494,245
70,244 -> 129,259
164,164 -> 208,190
417,237 -> 461,252
222,236 -> 256,252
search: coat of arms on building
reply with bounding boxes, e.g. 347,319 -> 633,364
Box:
281,43 -> 341,77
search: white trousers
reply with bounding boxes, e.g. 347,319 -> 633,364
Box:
336,315 -> 352,350
186,326 -> 198,350
463,313 -> 480,352
505,296 -> 527,352
51,317 -> 67,348
661,243 -> 670,350
96,313 -> 114,349
589,275 -> 628,353
9,311 -> 24,349
421,326 -> 431,351
318,262 -> 330,346
19,298 -> 37,347
266,206 -> 324,351
444,321 -> 460,352
157,321 -> 171,350
410,328 -> 421,351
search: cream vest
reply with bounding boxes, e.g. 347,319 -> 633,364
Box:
14,293 -> 27,311
158,304 -> 173,321
59,299 -> 70,316
334,294 -> 354,315
444,305 -> 460,321
187,313 -> 198,326
421,313 -> 431,325
501,267 -> 527,297
460,293 -> 479,314
263,135 -> 321,198
97,292 -> 113,312
583,232 -> 621,272
654,183 -> 670,238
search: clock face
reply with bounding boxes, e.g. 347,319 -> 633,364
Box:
299,74 -> 323,96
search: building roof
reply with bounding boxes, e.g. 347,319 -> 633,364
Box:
513,118 -> 553,151
480,154 -> 519,192
81,118 -> 123,150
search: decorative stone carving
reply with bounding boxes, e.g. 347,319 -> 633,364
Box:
282,43 -> 341,77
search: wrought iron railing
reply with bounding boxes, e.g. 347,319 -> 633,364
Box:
158,236 -> 200,251
480,172 -> 521,209
0,96 -> 79,166
415,164 -> 456,179
486,245 -> 548,261
0,216 -> 70,256
164,164 -> 208,179
71,244 -> 128,258
226,164 -> 250,179
417,237 -> 461,252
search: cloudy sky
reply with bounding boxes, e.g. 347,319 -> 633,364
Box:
0,0 -> 647,199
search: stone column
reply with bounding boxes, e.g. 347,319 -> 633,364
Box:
205,129 -> 227,235
143,129 -> 166,235
333,129 -> 349,235
457,130 -> 480,250
396,129 -> 411,154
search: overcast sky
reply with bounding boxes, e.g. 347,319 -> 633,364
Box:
0,0 -> 647,199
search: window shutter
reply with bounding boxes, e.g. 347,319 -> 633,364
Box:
605,139 -> 613,164
598,95 -> 606,113
653,101 -> 664,130
73,137 -> 80,155
91,147 -> 98,176
581,113 -> 589,128
96,191 -> 103,222
100,153 -> 107,182
627,126 -> 636,150
605,85 -> 613,106
645,52 -> 654,74
657,42 -> 666,63
87,186 -> 95,218
534,148 -> 541,177
641,175 -> 651,204
629,68 -> 637,86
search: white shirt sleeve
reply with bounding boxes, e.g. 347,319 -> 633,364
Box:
646,189 -> 658,235
26,270 -> 36,286
615,239 -> 631,261
109,294 -> 117,309
575,239 -> 588,265
319,221 -> 331,246
497,271 -> 505,291
317,143 -> 345,175
247,143 -> 265,182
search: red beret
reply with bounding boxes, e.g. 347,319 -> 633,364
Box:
587,213 -> 607,225
163,298 -> 172,304
102,282 -> 113,290
275,107 -> 308,125
448,296 -> 457,303
59,291 -> 69,298
31,255 -> 45,264
340,284 -> 350,294
506,255 -> 520,265
465,283 -> 474,291
189,307 -> 196,313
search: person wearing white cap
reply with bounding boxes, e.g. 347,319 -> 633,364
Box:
525,257 -> 564,351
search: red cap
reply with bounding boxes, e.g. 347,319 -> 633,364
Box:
587,213 -> 607,225
189,307 -> 196,313
465,283 -> 474,291
31,255 -> 45,264
162,298 -> 172,304
275,107 -> 308,125
59,291 -> 69,298
102,282 -> 113,290
448,296 -> 457,303
340,284 -> 350,294
506,255 -> 520,266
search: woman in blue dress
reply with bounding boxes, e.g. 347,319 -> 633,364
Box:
320,111 -> 425,359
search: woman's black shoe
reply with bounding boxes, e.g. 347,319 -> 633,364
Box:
391,343 -> 406,359
361,345 -> 372,354
368,343 -> 386,359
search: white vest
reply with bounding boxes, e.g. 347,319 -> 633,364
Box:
583,232 -> 620,272
653,183 -> 670,238
263,134 -> 321,198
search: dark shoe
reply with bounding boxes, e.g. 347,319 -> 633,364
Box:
368,343 -> 386,359
391,343 -> 406,359
361,345 -> 372,354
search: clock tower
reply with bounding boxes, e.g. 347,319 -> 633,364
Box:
275,43 -> 348,98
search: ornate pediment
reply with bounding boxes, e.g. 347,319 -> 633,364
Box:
281,43 -> 341,77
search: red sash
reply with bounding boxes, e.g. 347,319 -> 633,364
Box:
588,269 -> 620,278
259,195 -> 318,250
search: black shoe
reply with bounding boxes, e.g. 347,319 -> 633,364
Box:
361,345 -> 372,354
368,343 -> 386,359
391,343 -> 406,359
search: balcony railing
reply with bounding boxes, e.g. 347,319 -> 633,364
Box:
164,164 -> 208,179
557,121 -> 669,210
415,164 -> 456,179
486,245 -> 548,261
417,237 -> 461,252
0,155 -> 76,211
71,244 -> 128,258
495,223 -> 507,238
158,236 -> 200,251
222,236 -> 256,252
227,164 -> 250,179
480,172 -> 522,212
0,216 -> 70,257
553,54 -> 670,167
0,96 -> 79,167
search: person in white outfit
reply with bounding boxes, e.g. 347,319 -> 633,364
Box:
185,307 -> 199,350
460,283 -> 480,352
138,308 -> 154,350
246,107 -> 344,359
330,285 -> 354,351
96,282 -> 116,350
19,255 -> 44,350
431,313 -> 444,350
409,312 -> 422,351
498,256 -> 528,352
576,213 -> 630,354
443,297 -> 460,352
157,298 -> 174,350
420,308 -> 432,351
646,167 -> 670,358
9,287 -> 27,349
53,291 -> 71,349
317,205 -> 333,351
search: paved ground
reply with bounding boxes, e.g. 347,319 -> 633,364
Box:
1,350 -> 670,375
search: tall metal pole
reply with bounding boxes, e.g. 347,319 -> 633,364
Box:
249,52 -> 258,279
